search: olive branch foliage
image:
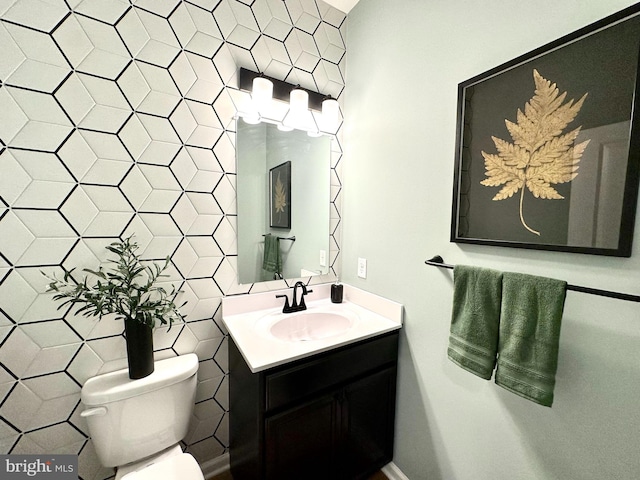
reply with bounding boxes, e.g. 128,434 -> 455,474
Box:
43,236 -> 185,328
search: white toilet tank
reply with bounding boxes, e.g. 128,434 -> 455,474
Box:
81,354 -> 199,468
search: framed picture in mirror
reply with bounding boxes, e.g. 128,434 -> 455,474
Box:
450,4 -> 640,257
270,161 -> 291,229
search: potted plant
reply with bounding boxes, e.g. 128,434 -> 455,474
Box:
43,236 -> 185,379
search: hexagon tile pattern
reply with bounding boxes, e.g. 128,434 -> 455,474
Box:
0,1 -> 346,478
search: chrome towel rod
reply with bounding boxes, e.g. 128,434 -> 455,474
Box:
425,255 -> 640,303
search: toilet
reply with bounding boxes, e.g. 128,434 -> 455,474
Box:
80,353 -> 204,480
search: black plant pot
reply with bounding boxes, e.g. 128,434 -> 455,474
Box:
124,317 -> 154,380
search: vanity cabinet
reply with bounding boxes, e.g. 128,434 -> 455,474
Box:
229,331 -> 399,480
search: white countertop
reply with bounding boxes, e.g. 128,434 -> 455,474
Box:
222,283 -> 403,373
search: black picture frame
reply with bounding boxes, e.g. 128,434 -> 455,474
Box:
269,161 -> 291,229
451,4 -> 640,257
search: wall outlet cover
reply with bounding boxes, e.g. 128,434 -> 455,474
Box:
357,257 -> 367,278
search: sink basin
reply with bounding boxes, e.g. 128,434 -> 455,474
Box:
222,284 -> 404,372
259,309 -> 357,342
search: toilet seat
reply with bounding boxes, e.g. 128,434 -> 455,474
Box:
120,453 -> 204,480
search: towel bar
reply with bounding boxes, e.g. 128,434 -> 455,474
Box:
262,235 -> 296,242
425,255 -> 640,303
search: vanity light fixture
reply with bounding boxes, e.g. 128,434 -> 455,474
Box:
238,68 -> 338,135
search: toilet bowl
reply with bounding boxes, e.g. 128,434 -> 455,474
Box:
80,354 -> 204,480
119,445 -> 203,480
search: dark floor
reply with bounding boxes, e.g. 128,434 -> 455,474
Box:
211,470 -> 388,480
368,472 -> 390,480
210,472 -> 233,480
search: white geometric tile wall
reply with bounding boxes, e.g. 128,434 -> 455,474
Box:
0,1 -> 346,478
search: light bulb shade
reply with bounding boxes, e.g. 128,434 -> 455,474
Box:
241,114 -> 261,125
320,97 -> 340,133
322,97 -> 339,120
277,123 -> 293,132
289,88 -> 309,117
252,76 -> 273,112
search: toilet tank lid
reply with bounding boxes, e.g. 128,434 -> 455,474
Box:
81,354 -> 199,406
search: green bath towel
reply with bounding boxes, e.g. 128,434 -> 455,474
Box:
448,265 -> 503,380
262,234 -> 282,278
495,272 -> 567,407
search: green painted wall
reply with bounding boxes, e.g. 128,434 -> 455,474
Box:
341,1 -> 640,478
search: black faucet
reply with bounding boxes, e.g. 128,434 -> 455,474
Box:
276,281 -> 314,313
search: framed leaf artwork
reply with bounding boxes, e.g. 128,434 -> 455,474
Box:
451,4 -> 640,257
269,161 -> 291,229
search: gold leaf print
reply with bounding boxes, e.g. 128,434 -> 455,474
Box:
480,69 -> 590,235
274,172 -> 287,214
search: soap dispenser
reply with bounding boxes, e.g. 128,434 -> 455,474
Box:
331,280 -> 343,303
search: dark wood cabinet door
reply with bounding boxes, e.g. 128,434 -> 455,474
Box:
265,394 -> 339,480
342,367 -> 397,479
230,332 -> 399,480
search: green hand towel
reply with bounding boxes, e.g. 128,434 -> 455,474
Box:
495,272 -> 567,407
448,265 -> 503,380
262,234 -> 282,276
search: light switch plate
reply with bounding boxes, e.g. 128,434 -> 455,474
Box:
319,249 -> 327,267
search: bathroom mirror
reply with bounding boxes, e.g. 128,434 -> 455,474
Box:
236,119 -> 331,284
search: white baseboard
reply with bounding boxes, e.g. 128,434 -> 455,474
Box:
382,461 -> 410,480
201,453 -> 229,479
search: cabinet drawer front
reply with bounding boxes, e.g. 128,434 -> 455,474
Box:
265,332 -> 398,412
